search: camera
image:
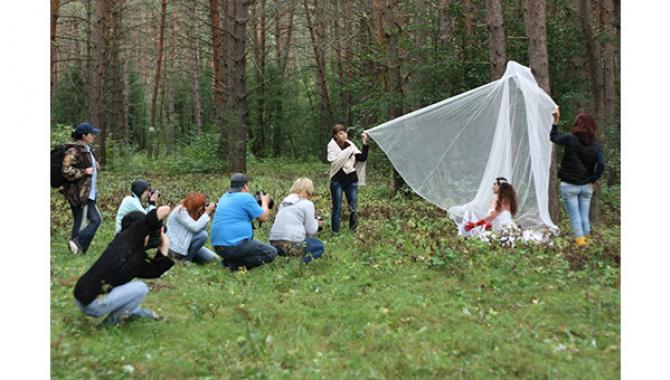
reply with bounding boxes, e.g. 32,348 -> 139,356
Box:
150,188 -> 161,198
254,191 -> 275,209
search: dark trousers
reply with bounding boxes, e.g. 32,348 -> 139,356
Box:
330,180 -> 358,233
70,198 -> 102,253
214,239 -> 277,270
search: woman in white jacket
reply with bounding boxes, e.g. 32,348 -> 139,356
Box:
166,192 -> 218,263
269,178 -> 325,263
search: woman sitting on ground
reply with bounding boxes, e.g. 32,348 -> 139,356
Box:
73,207 -> 174,327
165,192 -> 218,264
269,177 -> 325,263
465,177 -> 518,232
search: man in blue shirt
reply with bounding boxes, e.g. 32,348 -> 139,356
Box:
211,173 -> 277,270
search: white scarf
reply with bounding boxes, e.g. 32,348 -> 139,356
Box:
327,138 -> 366,186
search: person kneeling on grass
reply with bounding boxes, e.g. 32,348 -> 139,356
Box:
73,207 -> 175,327
210,173 -> 277,271
166,192 -> 218,264
269,177 -> 325,263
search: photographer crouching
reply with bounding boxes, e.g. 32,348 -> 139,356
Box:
210,173 -> 277,271
114,179 -> 160,235
73,206 -> 175,327
269,177 -> 325,263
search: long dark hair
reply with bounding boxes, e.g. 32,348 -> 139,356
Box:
495,177 -> 518,216
570,112 -> 597,145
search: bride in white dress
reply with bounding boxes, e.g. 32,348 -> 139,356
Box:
464,177 -> 518,233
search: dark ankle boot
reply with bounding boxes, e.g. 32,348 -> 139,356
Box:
349,212 -> 359,231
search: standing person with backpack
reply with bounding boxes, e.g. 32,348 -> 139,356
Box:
61,122 -> 102,255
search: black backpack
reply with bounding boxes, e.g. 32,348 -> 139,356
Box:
50,144 -> 69,188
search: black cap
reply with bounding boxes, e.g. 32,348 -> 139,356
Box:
229,173 -> 251,192
73,122 -> 101,137
131,180 -> 151,197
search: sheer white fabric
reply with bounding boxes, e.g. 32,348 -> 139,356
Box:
366,61 -> 557,232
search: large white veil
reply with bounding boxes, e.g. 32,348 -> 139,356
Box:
366,61 -> 557,231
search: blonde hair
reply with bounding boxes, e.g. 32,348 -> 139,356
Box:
290,177 -> 314,198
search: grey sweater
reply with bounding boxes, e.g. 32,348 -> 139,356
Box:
166,205 -> 211,256
269,194 -> 318,243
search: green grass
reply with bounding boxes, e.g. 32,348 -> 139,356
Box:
50,160 -> 620,379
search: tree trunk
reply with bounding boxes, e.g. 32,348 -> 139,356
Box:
381,0 -> 407,195
210,0 -> 229,169
272,0 -> 296,157
190,0 -> 203,133
90,0 -> 107,163
108,0 -> 124,155
252,0 -> 267,157
149,0 -> 168,158
229,0 -> 249,173
121,58 -> 129,157
602,0 -> 618,187
437,0 -> 454,57
343,1 -> 354,125
485,0 -> 507,79
304,0 -> 336,162
522,0 -> 559,224
460,0 -> 474,62
51,0 -> 60,103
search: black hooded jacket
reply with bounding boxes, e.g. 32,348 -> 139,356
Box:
74,209 -> 174,306
550,124 -> 606,185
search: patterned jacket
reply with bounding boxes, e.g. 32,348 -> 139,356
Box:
61,141 -> 95,208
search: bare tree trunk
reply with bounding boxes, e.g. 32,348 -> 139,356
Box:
252,0 -> 267,157
121,58 -> 129,157
190,0 -> 203,133
165,19 -> 176,155
382,0 -> 407,195
304,0 -> 336,162
522,0 -> 559,223
485,0 -> 507,79
602,0 -> 618,187
149,0 -> 168,158
460,0 -> 473,62
210,0 -> 228,168
229,0 -> 250,173
272,0 -> 296,157
83,0 -> 93,120
108,0 -> 124,155
343,1 -> 354,125
51,0 -> 61,102
437,0 -> 454,57
90,0 -> 107,163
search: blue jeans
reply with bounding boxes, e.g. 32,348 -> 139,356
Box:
330,180 -> 358,233
214,239 -> 277,270
560,182 -> 594,238
76,281 -> 154,326
185,230 -> 218,264
303,237 -> 325,263
70,198 -> 102,253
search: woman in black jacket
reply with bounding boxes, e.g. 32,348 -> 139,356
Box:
73,206 -> 175,326
550,108 -> 606,248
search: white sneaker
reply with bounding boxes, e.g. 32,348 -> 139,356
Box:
68,240 -> 80,255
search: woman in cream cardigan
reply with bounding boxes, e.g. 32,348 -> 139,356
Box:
327,124 -> 369,233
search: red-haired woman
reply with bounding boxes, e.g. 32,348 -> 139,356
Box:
550,108 -> 606,248
465,177 -> 518,233
165,192 -> 218,263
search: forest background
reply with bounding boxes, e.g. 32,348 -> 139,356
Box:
2,0 -> 668,378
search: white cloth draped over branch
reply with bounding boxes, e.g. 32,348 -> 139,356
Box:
365,61 -> 557,232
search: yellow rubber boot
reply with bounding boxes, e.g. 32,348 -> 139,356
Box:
575,236 -> 587,248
